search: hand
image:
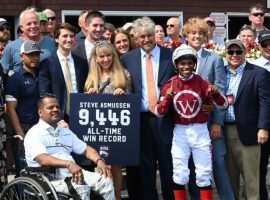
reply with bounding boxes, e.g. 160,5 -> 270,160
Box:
68,161 -> 84,184
113,88 -> 125,96
208,84 -> 218,95
202,104 -> 214,114
58,120 -> 69,129
86,88 -> 98,94
166,88 -> 175,99
210,124 -> 221,140
257,129 -> 268,144
96,160 -> 112,178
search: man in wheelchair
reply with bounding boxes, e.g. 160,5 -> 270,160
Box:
23,93 -> 115,200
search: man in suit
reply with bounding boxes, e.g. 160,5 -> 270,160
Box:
182,18 -> 235,200
224,39 -> 270,199
121,16 -> 175,200
39,23 -> 88,126
72,10 -> 105,62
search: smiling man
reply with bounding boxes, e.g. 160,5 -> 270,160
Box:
1,8 -> 56,72
224,39 -> 270,200
39,23 -> 88,125
121,16 -> 175,200
5,40 -> 42,177
72,10 -> 105,62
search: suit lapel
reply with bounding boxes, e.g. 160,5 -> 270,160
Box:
158,47 -> 168,84
236,63 -> 252,101
198,49 -> 208,75
73,54 -> 82,91
53,54 -> 65,84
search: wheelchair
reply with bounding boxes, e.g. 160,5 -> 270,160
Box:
0,166 -> 72,200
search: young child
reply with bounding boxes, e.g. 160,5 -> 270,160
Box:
155,44 -> 228,200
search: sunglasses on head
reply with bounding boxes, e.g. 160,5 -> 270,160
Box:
48,17 -> 56,21
166,24 -> 175,28
252,12 -> 265,17
0,25 -> 10,32
227,50 -> 243,55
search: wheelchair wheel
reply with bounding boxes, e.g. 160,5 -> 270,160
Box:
0,176 -> 49,200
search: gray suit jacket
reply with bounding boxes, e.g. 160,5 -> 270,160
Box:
197,48 -> 226,126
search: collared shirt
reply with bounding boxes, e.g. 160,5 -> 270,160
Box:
5,66 -> 39,125
225,61 -> 246,122
195,48 -> 203,74
253,56 -> 270,72
140,45 -> 160,112
57,50 -> 78,93
84,39 -> 95,62
24,119 -> 87,179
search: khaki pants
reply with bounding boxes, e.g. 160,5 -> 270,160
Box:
224,124 -> 260,200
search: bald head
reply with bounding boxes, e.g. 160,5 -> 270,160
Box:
166,17 -> 181,38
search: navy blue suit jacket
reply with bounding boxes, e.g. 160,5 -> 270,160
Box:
39,53 -> 88,118
121,46 -> 176,144
232,62 -> 270,145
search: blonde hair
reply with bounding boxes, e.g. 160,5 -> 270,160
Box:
182,17 -> 208,37
84,42 -> 130,92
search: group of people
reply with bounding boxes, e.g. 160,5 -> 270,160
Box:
0,2 -> 268,200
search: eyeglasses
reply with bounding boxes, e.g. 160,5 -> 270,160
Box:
47,17 -> 56,21
166,24 -> 175,28
261,42 -> 270,48
252,12 -> 265,17
0,25 -> 10,32
226,50 -> 243,55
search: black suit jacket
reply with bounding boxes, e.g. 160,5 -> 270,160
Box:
121,46 -> 176,144
71,41 -> 87,61
233,62 -> 270,145
39,53 -> 88,118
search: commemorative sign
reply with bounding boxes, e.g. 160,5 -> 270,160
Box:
70,93 -> 140,165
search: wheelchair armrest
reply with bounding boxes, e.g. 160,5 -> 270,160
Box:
25,166 -> 56,173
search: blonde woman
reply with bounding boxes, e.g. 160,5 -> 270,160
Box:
85,42 -> 130,200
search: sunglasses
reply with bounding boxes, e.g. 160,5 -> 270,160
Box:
207,22 -> 215,27
252,12 -> 265,17
0,26 -> 10,32
261,43 -> 270,48
48,17 -> 56,21
166,24 -> 175,28
227,50 -> 243,55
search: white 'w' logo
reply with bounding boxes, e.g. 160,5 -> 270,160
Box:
177,100 -> 197,113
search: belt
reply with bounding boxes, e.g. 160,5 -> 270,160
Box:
141,111 -> 157,118
225,122 -> 236,125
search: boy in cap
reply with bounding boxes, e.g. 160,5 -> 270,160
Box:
204,17 -> 224,49
155,44 -> 228,200
5,40 -> 42,177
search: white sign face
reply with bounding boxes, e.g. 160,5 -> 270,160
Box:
210,12 -> 226,26
214,27 -> 226,39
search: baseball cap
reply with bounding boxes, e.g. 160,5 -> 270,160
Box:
37,12 -> 48,22
172,44 -> 197,65
204,17 -> 215,26
20,40 -> 43,54
258,30 -> 270,44
225,39 -> 245,51
0,18 -> 9,27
